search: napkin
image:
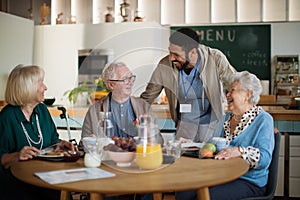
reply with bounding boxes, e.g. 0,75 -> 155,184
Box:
35,168 -> 115,184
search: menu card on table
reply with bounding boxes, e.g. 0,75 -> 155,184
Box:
35,168 -> 115,184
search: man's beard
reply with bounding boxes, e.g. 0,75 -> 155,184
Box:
172,60 -> 191,74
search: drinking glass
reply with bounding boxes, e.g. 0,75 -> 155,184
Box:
166,140 -> 182,160
82,137 -> 102,167
97,112 -> 114,160
97,112 -> 114,138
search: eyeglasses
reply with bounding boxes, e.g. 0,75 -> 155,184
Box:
109,75 -> 136,85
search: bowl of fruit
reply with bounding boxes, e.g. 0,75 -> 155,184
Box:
107,150 -> 135,167
104,137 -> 136,167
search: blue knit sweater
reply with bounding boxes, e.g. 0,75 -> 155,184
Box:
212,109 -> 274,187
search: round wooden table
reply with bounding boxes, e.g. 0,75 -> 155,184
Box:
11,156 -> 249,200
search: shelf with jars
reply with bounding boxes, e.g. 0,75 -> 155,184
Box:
274,55 -> 299,103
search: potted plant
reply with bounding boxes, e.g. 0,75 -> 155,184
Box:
95,77 -> 108,91
92,77 -> 110,102
64,78 -> 110,105
63,82 -> 94,105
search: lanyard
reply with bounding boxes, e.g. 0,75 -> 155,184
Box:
180,68 -> 198,99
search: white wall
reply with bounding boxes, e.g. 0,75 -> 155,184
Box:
33,22 -> 170,106
271,22 -> 300,94
271,22 -> 300,55
0,12 -> 34,99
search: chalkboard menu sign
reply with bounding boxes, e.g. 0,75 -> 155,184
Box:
171,25 -> 271,80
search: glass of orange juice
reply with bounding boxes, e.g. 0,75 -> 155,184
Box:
136,143 -> 162,169
135,115 -> 163,169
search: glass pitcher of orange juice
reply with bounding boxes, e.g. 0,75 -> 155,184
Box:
136,115 -> 163,169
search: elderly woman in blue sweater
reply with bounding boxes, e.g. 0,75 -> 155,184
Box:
176,71 -> 274,200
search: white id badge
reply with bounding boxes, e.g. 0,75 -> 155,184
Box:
179,104 -> 192,113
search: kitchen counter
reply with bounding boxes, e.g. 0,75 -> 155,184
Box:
261,106 -> 300,121
45,105 -> 300,132
46,104 -> 300,121
47,106 -> 88,117
46,104 -> 171,119
1,104 -> 300,121
43,104 -> 174,130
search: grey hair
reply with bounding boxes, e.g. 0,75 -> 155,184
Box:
229,71 -> 263,105
101,62 -> 127,84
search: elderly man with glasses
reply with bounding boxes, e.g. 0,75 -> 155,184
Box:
81,62 -> 152,139
81,62 -> 162,200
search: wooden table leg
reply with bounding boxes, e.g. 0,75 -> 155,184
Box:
197,187 -> 210,200
153,192 -> 163,200
89,193 -> 104,200
60,190 -> 71,200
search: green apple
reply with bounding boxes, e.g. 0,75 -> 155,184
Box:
202,143 -> 216,153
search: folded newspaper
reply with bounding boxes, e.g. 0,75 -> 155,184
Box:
35,168 -> 115,184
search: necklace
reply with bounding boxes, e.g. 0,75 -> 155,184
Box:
20,114 -> 44,150
232,114 -> 242,123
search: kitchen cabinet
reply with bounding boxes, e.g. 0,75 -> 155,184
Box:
274,55 -> 299,103
289,135 -> 300,197
275,134 -> 285,197
274,121 -> 300,198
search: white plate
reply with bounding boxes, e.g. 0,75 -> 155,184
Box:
37,153 -> 64,158
37,152 -> 65,161
181,143 -> 203,151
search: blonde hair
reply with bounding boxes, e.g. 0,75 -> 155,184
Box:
5,65 -> 45,106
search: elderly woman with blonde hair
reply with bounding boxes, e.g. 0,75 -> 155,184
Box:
0,64 -> 76,200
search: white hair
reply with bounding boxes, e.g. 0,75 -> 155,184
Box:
229,71 -> 263,105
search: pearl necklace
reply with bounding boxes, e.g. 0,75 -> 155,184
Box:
20,114 -> 43,150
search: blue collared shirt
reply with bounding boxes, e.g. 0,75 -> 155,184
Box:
178,59 -> 216,124
110,98 -> 138,137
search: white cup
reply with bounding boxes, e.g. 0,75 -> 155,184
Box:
82,137 -> 102,167
211,137 -> 228,152
84,152 -> 101,167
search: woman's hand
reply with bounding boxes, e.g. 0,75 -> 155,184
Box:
56,140 -> 78,152
19,146 -> 40,160
1,146 -> 40,169
215,146 -> 241,160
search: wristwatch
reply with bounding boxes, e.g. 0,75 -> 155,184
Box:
238,146 -> 244,156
